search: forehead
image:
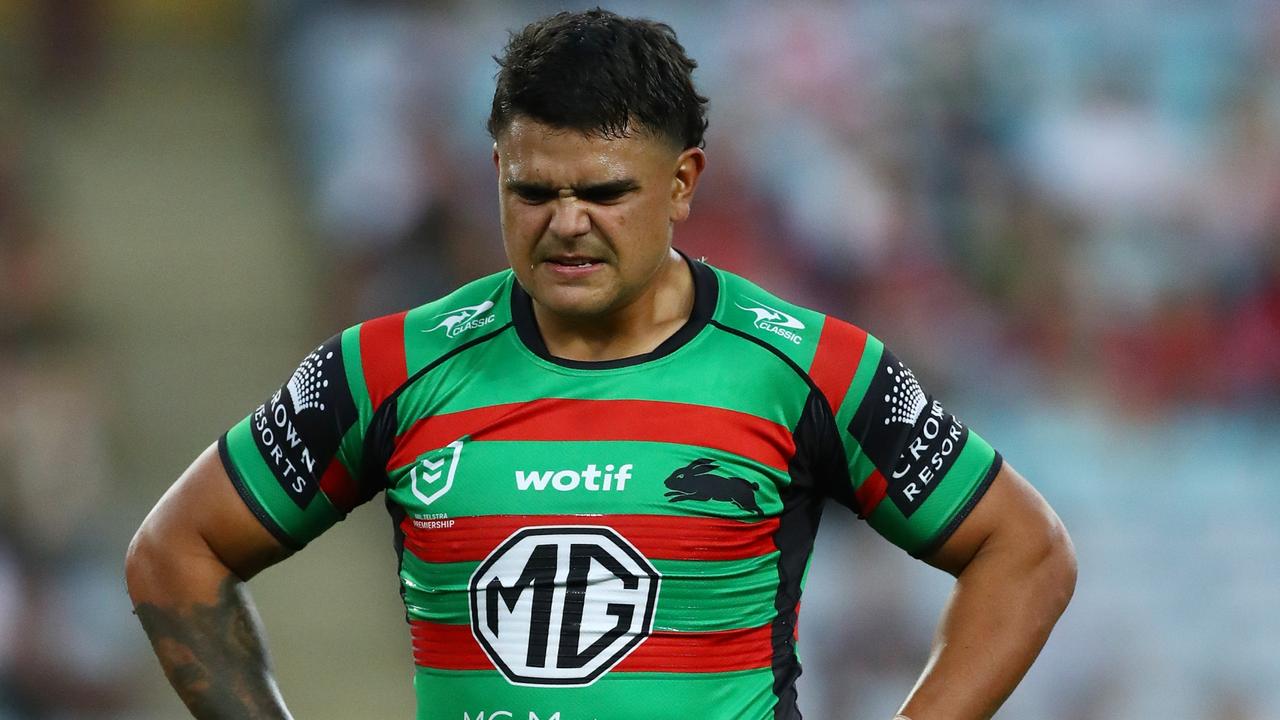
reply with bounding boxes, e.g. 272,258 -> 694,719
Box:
496,118 -> 675,182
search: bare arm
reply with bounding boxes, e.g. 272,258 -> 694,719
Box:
896,463 -> 1077,720
125,443 -> 296,719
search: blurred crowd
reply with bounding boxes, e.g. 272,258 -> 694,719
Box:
267,0 -> 1280,413
0,2 -> 149,717
0,112 -> 135,718
1,0 -> 1278,718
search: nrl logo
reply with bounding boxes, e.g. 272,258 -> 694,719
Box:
428,300 -> 495,338
736,299 -> 805,344
409,440 -> 463,506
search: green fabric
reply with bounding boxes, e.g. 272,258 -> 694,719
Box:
217,259 -> 999,718
413,666 -> 778,720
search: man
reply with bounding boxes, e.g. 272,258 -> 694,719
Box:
126,9 -> 1076,720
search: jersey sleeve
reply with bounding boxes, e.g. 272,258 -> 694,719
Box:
219,326 -> 379,550
828,332 -> 1002,557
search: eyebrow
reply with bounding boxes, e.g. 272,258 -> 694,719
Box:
504,179 -> 640,197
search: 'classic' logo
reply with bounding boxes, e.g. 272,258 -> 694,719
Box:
469,526 -> 660,687
429,301 -> 496,338
736,299 -> 805,344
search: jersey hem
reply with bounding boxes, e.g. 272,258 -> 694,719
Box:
911,451 -> 1003,559
218,434 -> 304,552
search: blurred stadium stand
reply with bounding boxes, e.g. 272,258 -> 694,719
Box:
0,0 -> 1277,718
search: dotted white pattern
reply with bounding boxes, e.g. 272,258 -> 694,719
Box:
286,348 -> 333,414
883,362 -> 927,426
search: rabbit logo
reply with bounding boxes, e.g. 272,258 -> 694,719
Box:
662,459 -> 763,517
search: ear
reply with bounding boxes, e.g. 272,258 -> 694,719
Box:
492,142 -> 501,173
669,147 -> 706,223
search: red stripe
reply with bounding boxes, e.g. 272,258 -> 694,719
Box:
855,469 -> 888,517
389,398 -> 795,472
411,621 -> 489,669
809,317 -> 868,416
360,311 -> 408,409
618,626 -> 772,673
318,460 -> 360,514
409,621 -> 772,673
402,514 -> 780,564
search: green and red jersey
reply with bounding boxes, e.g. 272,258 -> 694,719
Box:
220,257 -> 1001,720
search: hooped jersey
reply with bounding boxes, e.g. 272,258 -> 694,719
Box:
220,257 -> 1002,720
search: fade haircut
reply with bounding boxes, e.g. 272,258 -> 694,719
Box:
487,8 -> 709,150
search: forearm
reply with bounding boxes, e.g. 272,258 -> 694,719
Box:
898,526 -> 1076,719
127,532 -> 293,719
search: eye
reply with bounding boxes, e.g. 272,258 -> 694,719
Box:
578,188 -> 629,204
511,186 -> 557,205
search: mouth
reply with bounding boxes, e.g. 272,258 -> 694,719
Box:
545,255 -> 602,268
540,255 -> 606,277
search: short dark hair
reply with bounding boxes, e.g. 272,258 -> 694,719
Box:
487,9 -> 709,150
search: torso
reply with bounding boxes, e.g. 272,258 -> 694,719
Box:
220,257 -> 1002,720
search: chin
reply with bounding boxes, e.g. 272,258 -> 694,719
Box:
540,284 -> 631,319
540,296 -> 616,320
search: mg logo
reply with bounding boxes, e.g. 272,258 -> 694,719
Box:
469,526 -> 660,686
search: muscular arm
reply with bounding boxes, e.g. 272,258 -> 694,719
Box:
896,463 -> 1077,720
125,443 -> 296,719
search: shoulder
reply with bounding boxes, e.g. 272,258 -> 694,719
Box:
401,270 -> 514,362
339,270 -> 515,409
707,264 -> 870,383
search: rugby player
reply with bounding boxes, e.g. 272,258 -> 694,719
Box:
126,9 -> 1076,719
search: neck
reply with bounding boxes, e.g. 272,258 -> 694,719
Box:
533,251 -> 694,362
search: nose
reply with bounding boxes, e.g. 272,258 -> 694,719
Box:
548,197 -> 591,239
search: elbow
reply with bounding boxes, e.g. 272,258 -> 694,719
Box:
125,510 -> 181,606
1037,515 -> 1078,618
124,518 -> 159,605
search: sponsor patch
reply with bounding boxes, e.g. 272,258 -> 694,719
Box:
251,335 -> 357,509
848,350 -> 968,517
463,711 -> 569,720
470,526 -> 660,687
515,463 -> 632,492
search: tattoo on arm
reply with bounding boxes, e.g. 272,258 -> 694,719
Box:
133,575 -> 292,719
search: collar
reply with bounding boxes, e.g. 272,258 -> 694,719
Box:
509,251 -> 717,370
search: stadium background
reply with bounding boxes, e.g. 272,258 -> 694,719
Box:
1,0 -> 1278,718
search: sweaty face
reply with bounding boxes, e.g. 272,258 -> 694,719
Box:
495,118 -> 700,324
